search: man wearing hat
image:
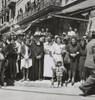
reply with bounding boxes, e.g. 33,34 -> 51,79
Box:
30,32 -> 44,81
79,31 -> 95,96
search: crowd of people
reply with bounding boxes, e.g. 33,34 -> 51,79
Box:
0,26 -> 95,93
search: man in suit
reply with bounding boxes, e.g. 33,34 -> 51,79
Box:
79,31 -> 95,96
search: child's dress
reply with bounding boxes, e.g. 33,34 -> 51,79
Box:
21,45 -> 32,69
54,66 -> 66,77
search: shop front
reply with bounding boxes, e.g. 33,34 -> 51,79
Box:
16,0 -> 95,38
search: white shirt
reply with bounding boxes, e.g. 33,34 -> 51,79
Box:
68,31 -> 76,37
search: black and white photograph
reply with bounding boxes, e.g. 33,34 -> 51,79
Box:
0,0 -> 95,100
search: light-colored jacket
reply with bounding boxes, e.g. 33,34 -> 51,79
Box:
85,39 -> 95,69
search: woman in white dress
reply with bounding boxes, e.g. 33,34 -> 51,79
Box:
43,36 -> 55,78
20,40 -> 32,81
53,36 -> 66,65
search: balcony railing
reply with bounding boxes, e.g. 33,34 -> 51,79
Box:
17,0 -> 62,23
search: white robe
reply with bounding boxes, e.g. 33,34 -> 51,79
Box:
43,42 -> 55,77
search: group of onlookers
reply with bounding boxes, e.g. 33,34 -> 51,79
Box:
0,27 -> 94,91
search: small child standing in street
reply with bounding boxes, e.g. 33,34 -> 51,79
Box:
51,61 -> 67,87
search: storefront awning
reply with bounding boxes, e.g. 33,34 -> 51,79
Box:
22,22 -> 32,33
19,13 -> 53,33
17,12 -> 89,34
59,0 -> 95,15
52,14 -> 89,22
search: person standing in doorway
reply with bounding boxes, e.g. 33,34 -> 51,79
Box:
67,27 -> 76,38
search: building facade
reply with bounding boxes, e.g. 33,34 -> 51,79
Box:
0,0 -> 95,37
15,0 -> 80,35
0,0 -> 17,34
60,0 -> 95,36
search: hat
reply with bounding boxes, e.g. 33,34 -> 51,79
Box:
83,35 -> 87,39
55,35 -> 59,39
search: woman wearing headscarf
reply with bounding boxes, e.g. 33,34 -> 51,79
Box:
30,33 -> 44,81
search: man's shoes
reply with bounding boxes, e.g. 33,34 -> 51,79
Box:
80,93 -> 89,97
79,86 -> 85,93
79,86 -> 89,96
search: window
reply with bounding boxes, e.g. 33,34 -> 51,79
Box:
25,1 -> 31,12
6,12 -> 9,22
2,0 -> 7,7
17,8 -> 23,17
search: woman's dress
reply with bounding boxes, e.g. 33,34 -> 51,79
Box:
53,43 -> 66,65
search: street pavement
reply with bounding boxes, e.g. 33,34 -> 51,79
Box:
0,80 -> 95,100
